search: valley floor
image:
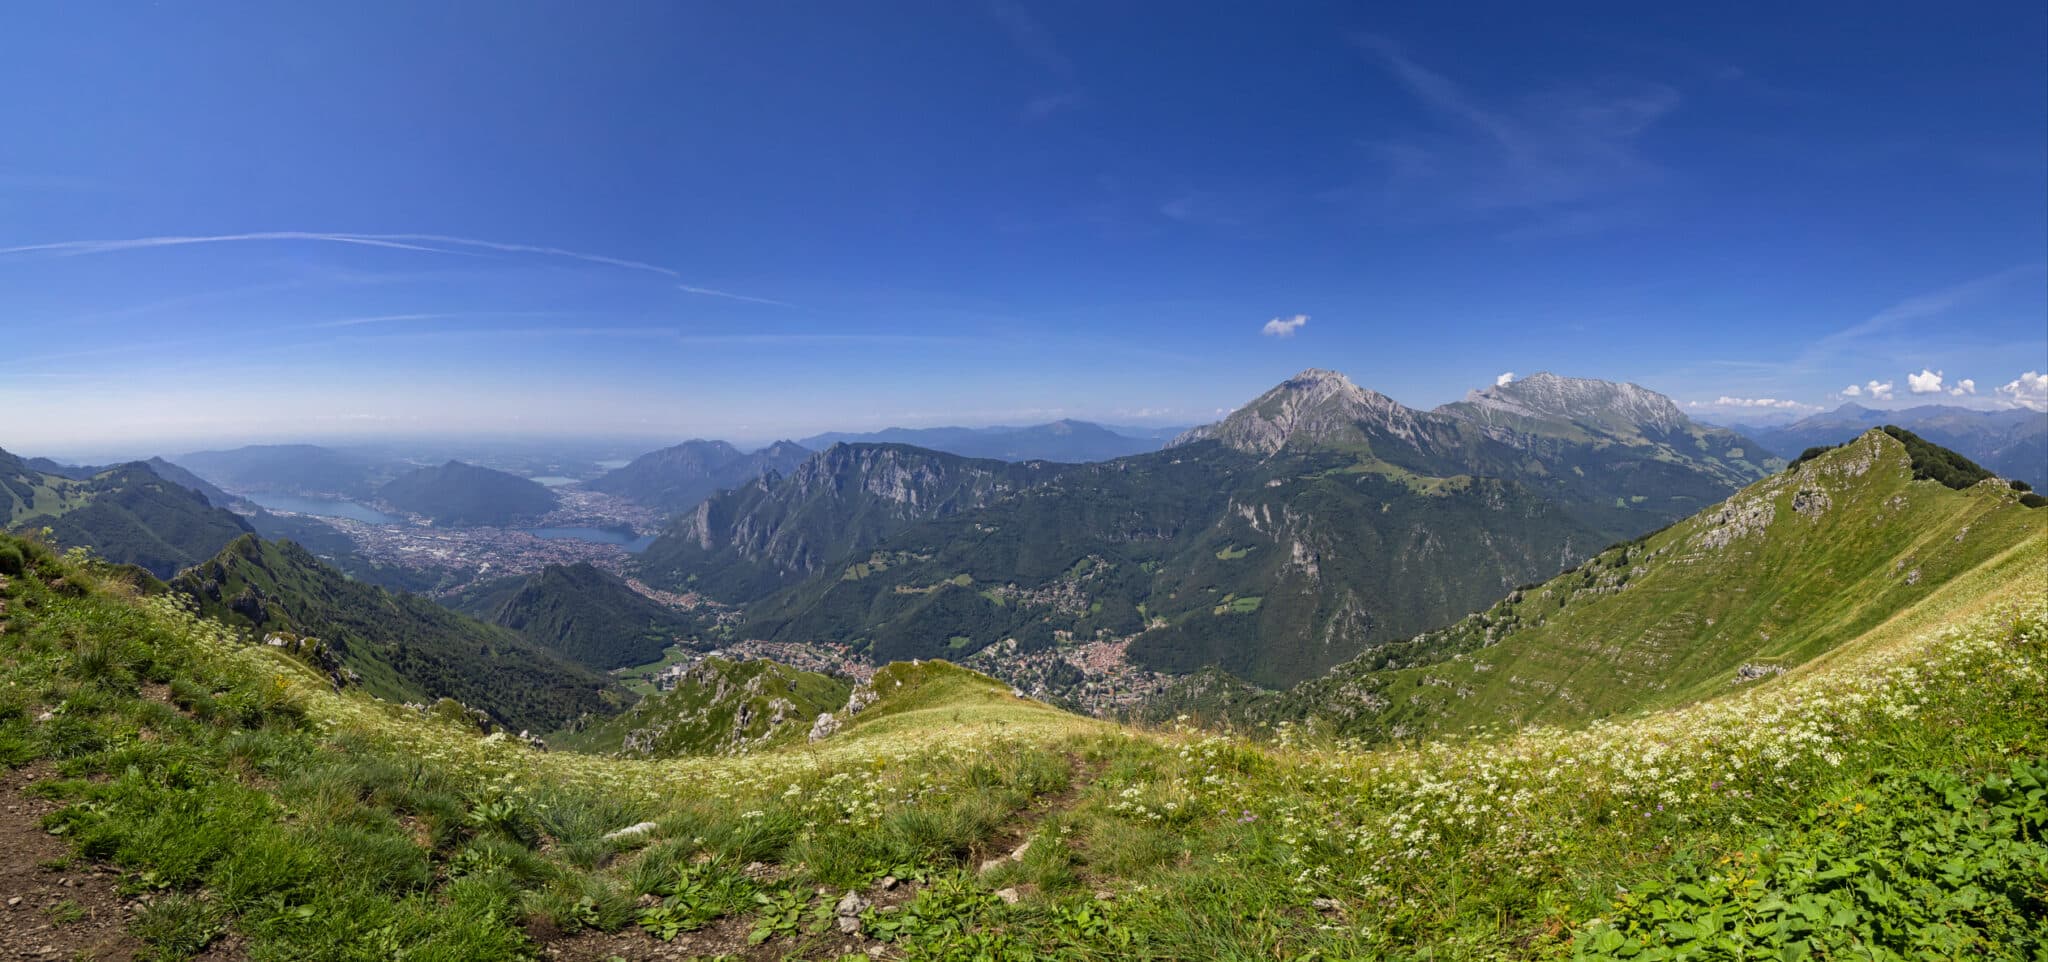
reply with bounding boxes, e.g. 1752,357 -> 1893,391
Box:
0,535 -> 2043,960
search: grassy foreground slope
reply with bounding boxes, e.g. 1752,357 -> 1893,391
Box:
0,517 -> 2041,959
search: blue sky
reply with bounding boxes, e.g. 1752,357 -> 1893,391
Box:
3,1 -> 2044,453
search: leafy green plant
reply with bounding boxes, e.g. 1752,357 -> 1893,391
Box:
1575,761 -> 2048,960
635,861 -> 757,940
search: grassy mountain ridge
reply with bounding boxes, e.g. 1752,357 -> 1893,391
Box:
1161,428 -> 2045,738
1745,402 -> 2047,489
170,535 -> 617,733
447,562 -> 693,670
378,460 -> 558,526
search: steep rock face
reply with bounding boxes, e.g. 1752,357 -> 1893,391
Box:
1172,370 -> 1440,457
1441,372 -> 1688,441
637,443 -> 1065,601
586,439 -> 810,516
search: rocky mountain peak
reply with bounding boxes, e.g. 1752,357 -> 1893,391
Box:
1171,369 -> 1422,456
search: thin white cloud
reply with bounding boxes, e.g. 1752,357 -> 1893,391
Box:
1494,371 -> 1515,387
1998,371 -> 2048,411
1351,34 -> 1678,233
1707,396 -> 1822,411
1842,383 -> 1863,397
1906,368 -> 1945,394
1950,378 -> 1976,396
1809,264 -> 2044,358
1261,314 -> 1308,338
305,313 -> 455,329
675,284 -> 795,308
0,231 -> 791,306
1865,380 -> 1895,401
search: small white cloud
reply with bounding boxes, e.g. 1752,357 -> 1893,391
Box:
1998,371 -> 2048,411
1842,383 -> 1862,397
1261,314 -> 1308,338
1906,368 -> 1945,394
1949,378 -> 1976,397
1494,371 -> 1515,387
1865,380 -> 1895,401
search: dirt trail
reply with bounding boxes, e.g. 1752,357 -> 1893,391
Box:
0,764 -> 143,962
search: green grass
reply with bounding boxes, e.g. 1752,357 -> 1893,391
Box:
0,518 -> 2043,959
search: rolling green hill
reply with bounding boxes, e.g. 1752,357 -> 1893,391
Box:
2,449 -> 256,577
170,536 -> 619,733
448,562 -> 693,670
378,460 -> 558,526
551,655 -> 853,756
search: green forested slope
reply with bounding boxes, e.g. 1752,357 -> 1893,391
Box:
377,460 -> 558,526
448,562 -> 692,670
171,536 -> 618,732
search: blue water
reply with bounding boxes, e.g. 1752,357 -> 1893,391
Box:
528,476 -> 578,487
518,527 -> 657,553
241,492 -> 404,525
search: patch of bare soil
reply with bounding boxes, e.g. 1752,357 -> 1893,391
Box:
0,765 -> 244,962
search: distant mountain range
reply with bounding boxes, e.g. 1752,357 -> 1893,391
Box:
1,447 -> 255,578
378,460 -> 558,526
586,439 -> 810,515
639,370 -> 1784,687
1735,403 -> 2046,489
799,419 -> 1176,463
175,443 -> 387,498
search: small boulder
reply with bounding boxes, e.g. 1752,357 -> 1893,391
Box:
994,887 -> 1021,905
601,821 -> 660,842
